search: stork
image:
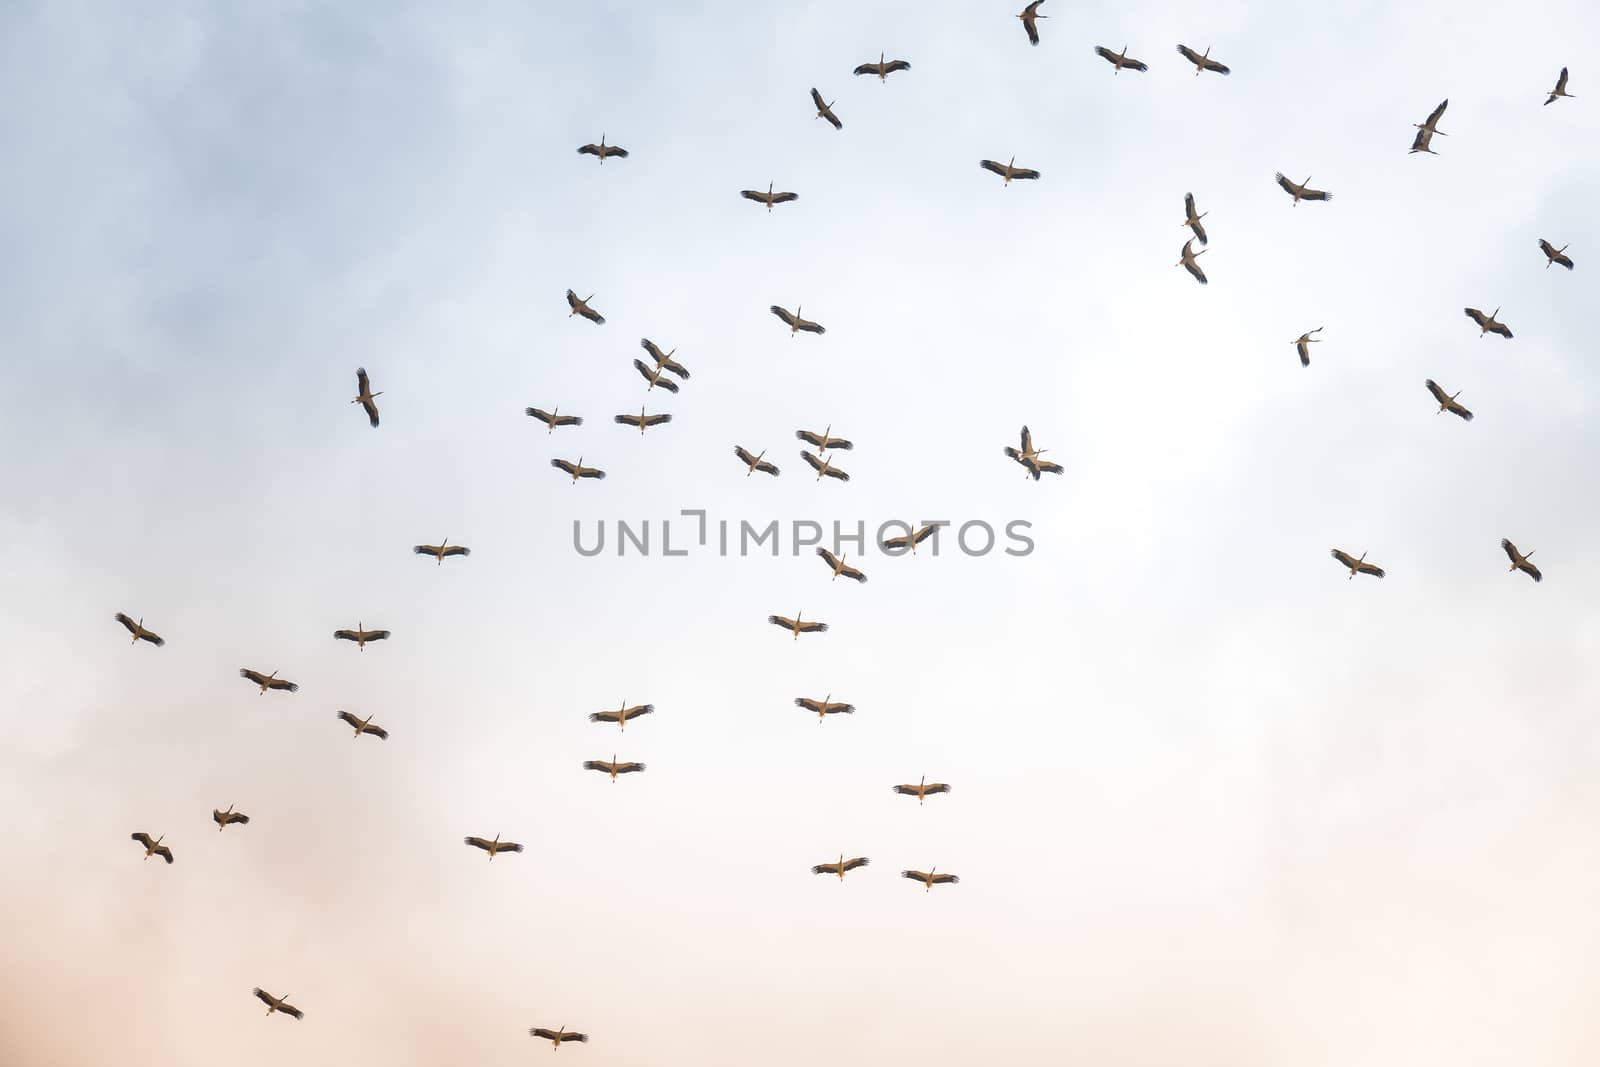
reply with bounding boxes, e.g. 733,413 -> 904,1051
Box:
1330,549 -> 1386,580
336,710 -> 389,740
1539,240 -> 1574,270
816,547 -> 867,583
333,622 -> 390,651
802,451 -> 850,481
463,834 -> 524,860
1176,44 -> 1230,75
1275,172 -> 1332,205
589,700 -> 655,731
796,425 -> 851,453
769,612 -> 829,640
632,357 -> 680,393
795,694 -> 854,723
1018,1 -> 1048,46
614,406 -> 672,434
1410,99 -> 1449,154
130,832 -> 173,863
582,755 -> 646,782
114,613 -> 165,647
810,87 -> 842,129
1176,238 -> 1208,285
811,854 -> 869,880
212,805 -> 250,831
1181,192 -> 1208,245
1293,327 -> 1323,367
901,868 -> 960,892
853,53 -> 911,81
352,367 -> 382,428
1093,45 -> 1148,74
740,181 -> 799,211
1003,425 -> 1064,480
552,457 -> 607,483
1425,379 -> 1474,421
1463,307 -> 1513,339
239,668 -> 299,694
530,1026 -> 589,1050
566,290 -> 605,324
881,524 -> 937,554
771,304 -> 825,336
892,776 -> 952,805
979,157 -> 1041,186
576,134 -> 628,163
1545,67 -> 1574,105
414,539 -> 471,565
639,338 -> 690,379
253,989 -> 303,1020
526,406 -> 583,433
734,446 -> 780,476
1501,538 -> 1542,582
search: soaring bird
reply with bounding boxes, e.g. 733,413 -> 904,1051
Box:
802,451 -> 850,482
1176,238 -> 1208,285
1093,45 -> 1148,74
414,539 -> 471,565
1176,44 -> 1230,75
253,989 -> 303,1020
1539,239 -> 1574,270
1330,549 -> 1385,580
130,832 -> 173,863
212,805 -> 250,831
566,290 -> 605,324
811,854 -> 869,880
526,406 -> 584,432
901,868 -> 960,892
817,547 -> 867,583
810,87 -> 842,129
1501,538 -> 1542,582
336,710 -> 389,740
1410,99 -> 1449,154
552,457 -> 606,483
583,755 -> 646,782
1018,1 -> 1048,46
795,694 -> 854,723
734,446 -> 781,476
979,157 -> 1041,186
1293,327 -> 1323,367
1276,173 -> 1332,205
114,613 -> 165,647
589,701 -> 655,731
797,425 -> 851,453
1181,192 -> 1208,245
1545,67 -> 1574,105
853,52 -> 911,81
333,622 -> 390,651
1003,425 -> 1064,480
771,304 -> 825,336
240,668 -> 298,695
769,612 -> 828,639
740,182 -> 799,211
1464,306 -> 1513,339
892,776 -> 952,805
881,524 -> 937,554
639,338 -> 691,379
1425,379 -> 1474,421
463,834 -> 523,860
615,406 -> 673,434
531,1026 -> 589,1050
576,134 -> 628,163
632,358 -> 681,393
352,367 -> 382,428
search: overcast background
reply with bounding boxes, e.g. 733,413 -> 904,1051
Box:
3,1 -> 1599,1064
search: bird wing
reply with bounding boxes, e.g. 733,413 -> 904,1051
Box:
817,547 -> 841,568
771,192 -> 799,204
361,395 -> 379,427
802,451 -> 824,471
796,698 -> 823,712
1500,538 -> 1521,564
660,357 -> 690,379
1303,188 -> 1331,201
822,109 -> 842,129
823,467 -> 850,481
911,525 -> 935,544
614,414 -> 642,426
892,785 -> 918,796
770,305 -> 797,326
1426,99 -> 1448,126
796,430 -> 822,447
526,407 -> 553,423
464,837 -> 493,850
1557,67 -> 1569,93
1331,549 -> 1357,569
926,783 -> 952,794
115,612 -> 137,634
642,414 -> 671,426
580,306 -> 604,324
852,63 -> 878,75
1127,57 -> 1149,71
1410,127 -> 1431,152
577,145 -> 600,156
1425,379 -> 1449,404
582,761 -> 613,772
231,812 -> 251,824
654,376 -> 680,393
212,809 -> 226,825
768,615 -> 796,629
1191,216 -> 1208,243
1492,322 -> 1513,338
1035,461 -> 1065,475
607,146 -> 629,158
811,863 -> 839,874
1451,402 -> 1474,421
336,710 -> 362,729
640,338 -> 666,363
271,678 -> 299,692
565,289 -> 580,309
884,60 -> 911,73
132,832 -> 154,847
841,565 -> 867,583
616,763 -> 645,773
842,857 -> 869,871
1275,172 -> 1297,195
1464,307 -> 1487,327
810,87 -> 825,109
1184,258 -> 1208,285
1523,560 -> 1543,582
756,459 -> 780,474
333,630 -> 359,641
240,668 -> 265,685
552,459 -> 578,476
1540,239 -> 1555,258
1013,168 -> 1041,180
364,724 -> 389,739
1177,44 -> 1202,65
932,874 -> 960,884
1359,562 -> 1386,578
1024,18 -> 1040,45
1019,425 -> 1033,453
797,621 -> 830,632
367,630 -> 390,640
740,190 -> 768,202
979,160 -> 1007,177
531,1029 -> 560,1041
253,989 -> 275,1006
356,366 -> 370,392
565,1033 -> 589,1043
412,545 -> 437,555
590,711 -> 622,723
1094,45 -> 1116,62
442,546 -> 470,556
800,319 -> 825,334
501,842 -> 524,852
735,446 -> 757,465
279,1004 -> 303,1019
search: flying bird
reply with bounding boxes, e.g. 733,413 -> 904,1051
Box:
414,539 -> 471,565
333,622 -> 390,651
589,701 -> 655,731
1539,240 -> 1574,270
1545,67 -> 1575,105
853,52 -> 911,81
1176,238 -> 1208,285
771,304 -> 825,336
463,834 -> 523,860
1003,425 -> 1063,480
979,157 -> 1041,186
583,755 -> 646,782
212,805 -> 250,831
1501,538 -> 1542,582
1018,1 -> 1048,46
734,446 -> 780,476
740,181 -> 799,212
796,425 -> 851,453
352,367 -> 382,428
253,989 -> 303,1020
526,407 -> 584,432
531,1026 -> 589,1050
552,457 -> 606,483
566,290 -> 605,324
881,524 -> 937,554
802,450 -> 850,482
632,358 -> 681,393
1410,99 -> 1449,154
1093,45 -> 1148,74
639,338 -> 691,379
901,868 -> 961,892
336,710 -> 389,740
817,547 -> 867,583
769,612 -> 828,639
810,87 -> 842,129
795,694 -> 855,723
1293,327 -> 1323,367
892,776 -> 952,805
1181,192 -> 1208,245
130,832 -> 173,864
114,613 -> 165,647
240,668 -> 298,695
811,854 -> 869,880
1463,306 -> 1513,339
1276,173 -> 1332,205
614,406 -> 672,434
1176,44 -> 1230,75
1330,549 -> 1385,580
576,134 -> 628,163
1425,379 -> 1474,421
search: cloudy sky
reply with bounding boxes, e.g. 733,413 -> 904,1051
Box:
3,0 -> 1598,1063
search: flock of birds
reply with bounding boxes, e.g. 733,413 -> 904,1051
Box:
107,5 -> 1581,1052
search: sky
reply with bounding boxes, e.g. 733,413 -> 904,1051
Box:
2,0 -> 1599,1063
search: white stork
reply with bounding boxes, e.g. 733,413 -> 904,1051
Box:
577,134 -> 628,163
892,776 -> 952,805
114,613 -> 165,647
333,622 -> 390,651
527,406 -> 583,432
1093,45 -> 1147,74
1539,240 -> 1574,270
414,539 -> 471,565
552,457 -> 606,483
1018,1 -> 1048,46
566,290 -> 605,324
1003,425 -> 1063,480
583,755 -> 646,782
1275,173 -> 1332,205
881,524 -> 937,554
212,805 -> 250,831
352,367 -> 382,428
614,406 -> 672,434
796,425 -> 851,453
853,53 -> 911,81
1425,379 -> 1473,421
336,710 -> 389,740
1176,238 -> 1208,285
812,854 -> 869,880
1410,99 -> 1449,154
771,304 -> 825,336
1545,67 -> 1574,105
1176,44 -> 1230,75
802,451 -> 850,482
817,547 -> 867,583
1330,549 -> 1385,580
531,1025 -> 589,1049
639,338 -> 691,379
1293,327 -> 1323,367
810,87 -> 842,129
769,612 -> 828,639
734,446 -> 780,476
1464,307 -> 1512,339
240,668 -> 298,695
463,834 -> 524,860
632,358 -> 681,393
1181,192 -> 1208,245
979,157 -> 1041,186
1501,538 -> 1542,582
253,988 -> 303,1020
740,182 -> 798,211
795,694 -> 854,723
901,868 -> 960,892
130,832 -> 173,863
589,700 -> 655,731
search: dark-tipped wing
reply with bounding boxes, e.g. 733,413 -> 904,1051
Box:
802,451 -> 825,472
132,832 -> 154,847
979,159 -> 1007,177
1331,549 -> 1358,569
841,856 -> 869,871
1035,460 -> 1065,476
531,1028 -> 560,1041
1275,172 -> 1297,195
363,723 -> 389,739
931,873 -> 960,884
464,837 -> 494,851
839,564 -> 867,583
1011,167 -> 1041,180
1464,307 -> 1487,328
925,783 -> 952,794
1426,98 -> 1448,126
901,869 -> 930,881
1020,425 -> 1033,454
614,414 -> 642,427
796,697 -> 824,712
822,466 -> 849,481
911,524 -> 936,544
1024,15 -> 1040,45
614,763 -> 645,774
577,144 -> 601,156
892,785 -> 919,796
1125,56 -> 1148,71
272,678 -> 300,692
1302,186 -> 1331,202
115,612 -> 138,634
741,189 -> 769,202
768,615 -> 796,629
253,988 -> 275,1007
817,547 -> 842,569
1177,44 -> 1202,66
641,414 -> 672,427
884,60 -> 911,73
797,620 -> 830,632
278,1003 -> 303,1020
336,710 -> 363,729
640,337 -> 666,364
552,459 -> 579,476
1183,256 -> 1208,285
441,546 -> 470,557
240,668 -> 266,685
1094,45 -> 1117,63
1205,57 -> 1231,74
770,191 -> 798,204
1425,379 -> 1449,404
333,630 -> 360,642
811,863 -> 839,874
770,305 -> 797,327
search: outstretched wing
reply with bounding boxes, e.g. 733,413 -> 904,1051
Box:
336,710 -> 363,729
817,547 -> 842,569
253,988 -> 275,1007
240,668 -> 266,685
884,60 -> 911,73
979,159 -> 1007,177
841,856 -> 869,871
132,832 -> 154,847
1275,172 -> 1297,196
802,451 -> 824,472
1331,549 -> 1357,569
797,620 -> 830,633
1012,168 -> 1041,180
1177,44 -> 1202,66
278,1003 -> 304,1020
640,338 -> 667,364
1125,57 -> 1148,72
1425,98 -> 1448,127
768,615 -> 796,629
1425,379 -> 1449,405
771,306 -> 798,327
1094,45 -> 1116,63
552,459 -> 578,476
740,190 -> 768,203
577,144 -> 600,156
770,192 -> 799,205
463,837 -> 494,851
